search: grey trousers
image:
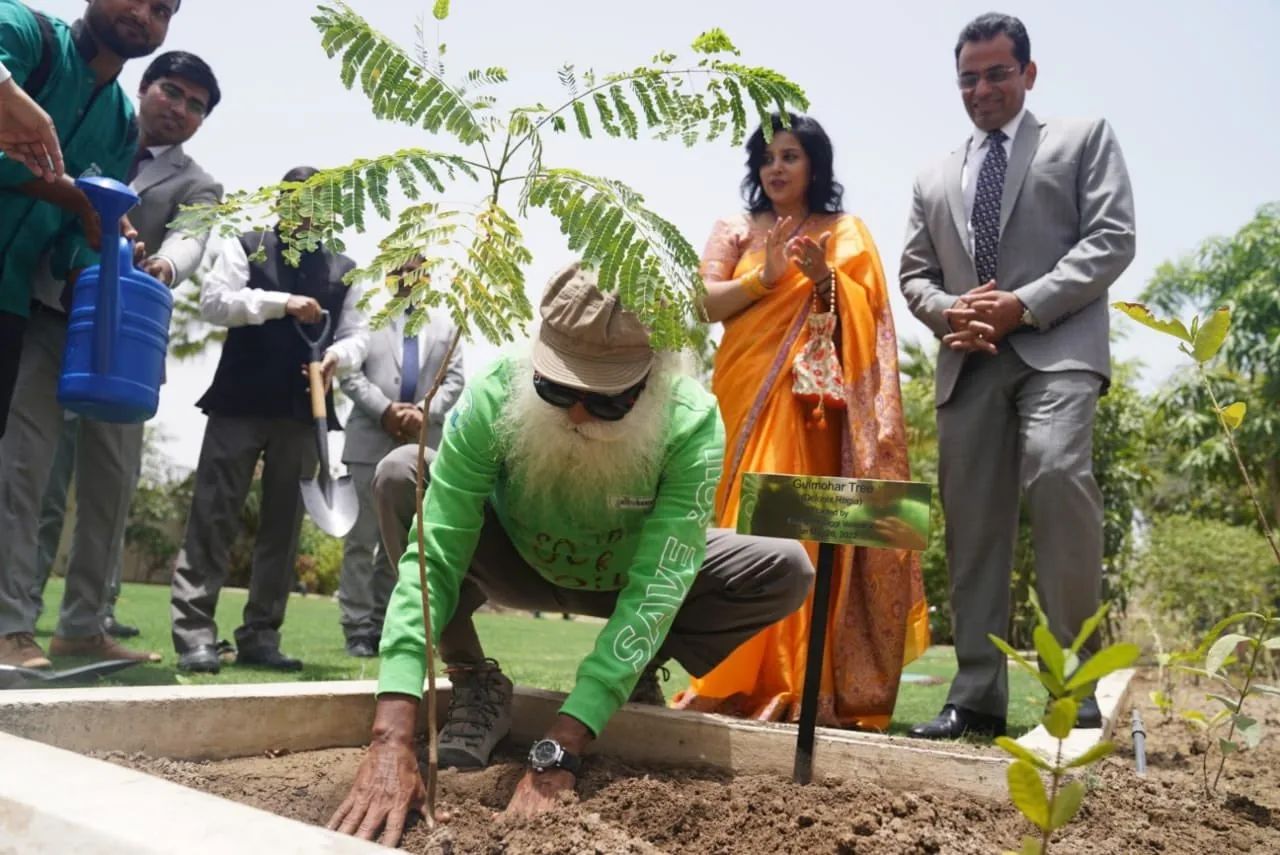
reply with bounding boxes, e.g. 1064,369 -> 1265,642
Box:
336,461 -> 397,641
170,415 -> 316,654
938,347 -> 1104,717
372,444 -> 815,675
0,308 -> 143,638
33,414 -> 135,621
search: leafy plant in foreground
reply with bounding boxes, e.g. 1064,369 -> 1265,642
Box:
1112,301 -> 1280,797
989,596 -> 1140,855
1175,611 -> 1279,795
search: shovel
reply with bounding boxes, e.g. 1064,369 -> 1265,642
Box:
0,660 -> 144,689
296,311 -> 358,537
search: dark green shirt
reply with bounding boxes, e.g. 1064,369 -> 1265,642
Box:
0,2 -> 135,317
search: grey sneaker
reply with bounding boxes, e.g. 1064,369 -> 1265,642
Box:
628,661 -> 670,706
438,659 -> 513,768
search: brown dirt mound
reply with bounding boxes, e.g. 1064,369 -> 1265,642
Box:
100,670 -> 1280,853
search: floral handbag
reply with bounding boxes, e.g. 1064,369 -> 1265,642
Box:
791,273 -> 847,430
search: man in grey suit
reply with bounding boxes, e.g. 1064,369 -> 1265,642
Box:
338,257 -> 463,656
899,13 -> 1135,739
0,51 -> 221,667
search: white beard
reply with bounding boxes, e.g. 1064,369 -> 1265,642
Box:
496,351 -> 681,521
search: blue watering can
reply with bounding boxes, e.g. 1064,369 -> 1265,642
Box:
57,176 -> 173,423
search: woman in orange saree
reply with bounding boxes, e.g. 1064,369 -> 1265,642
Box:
672,114 -> 929,730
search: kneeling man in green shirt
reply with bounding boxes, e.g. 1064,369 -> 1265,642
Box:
329,262 -> 814,843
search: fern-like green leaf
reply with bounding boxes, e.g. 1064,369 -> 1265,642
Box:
528,168 -> 704,350
313,2 -> 493,144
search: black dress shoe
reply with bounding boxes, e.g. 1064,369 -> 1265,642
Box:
908,704 -> 1006,740
236,646 -> 304,671
1075,695 -> 1102,729
177,645 -> 221,674
345,636 -> 378,658
102,616 -> 141,639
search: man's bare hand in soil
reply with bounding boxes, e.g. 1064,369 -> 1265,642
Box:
328,695 -> 429,847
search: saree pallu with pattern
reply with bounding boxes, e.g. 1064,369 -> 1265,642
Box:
672,213 -> 929,730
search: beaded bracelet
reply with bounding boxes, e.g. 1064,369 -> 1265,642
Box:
741,266 -> 772,299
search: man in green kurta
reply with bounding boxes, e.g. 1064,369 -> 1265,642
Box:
328,263 -> 814,845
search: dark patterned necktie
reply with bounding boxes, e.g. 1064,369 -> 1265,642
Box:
972,129 -> 1008,285
399,317 -> 419,403
126,148 -> 153,184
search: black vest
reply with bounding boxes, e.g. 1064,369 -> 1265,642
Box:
196,230 -> 354,428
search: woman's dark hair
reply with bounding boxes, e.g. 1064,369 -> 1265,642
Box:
139,51 -> 221,113
740,113 -> 843,214
954,13 -> 1031,68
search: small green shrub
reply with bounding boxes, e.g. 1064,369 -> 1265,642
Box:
1134,515 -> 1276,637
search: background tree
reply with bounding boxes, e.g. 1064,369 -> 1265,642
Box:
1139,202 -> 1280,530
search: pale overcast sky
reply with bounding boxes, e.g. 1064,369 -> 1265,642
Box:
39,0 -> 1280,472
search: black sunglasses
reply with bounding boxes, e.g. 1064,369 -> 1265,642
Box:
532,372 -> 647,422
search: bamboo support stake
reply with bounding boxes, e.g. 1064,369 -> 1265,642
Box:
412,325 -> 462,825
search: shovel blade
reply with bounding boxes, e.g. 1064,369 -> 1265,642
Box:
0,659 -> 144,689
300,473 -> 359,537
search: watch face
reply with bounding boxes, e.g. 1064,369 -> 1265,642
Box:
530,740 -> 559,767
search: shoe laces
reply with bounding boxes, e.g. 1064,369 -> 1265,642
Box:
7,631 -> 40,650
443,658 -> 507,747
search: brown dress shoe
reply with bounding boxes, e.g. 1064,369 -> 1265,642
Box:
0,632 -> 52,669
50,634 -> 161,663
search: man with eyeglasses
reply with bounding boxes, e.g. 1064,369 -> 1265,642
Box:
328,262 -> 814,844
900,12 -> 1136,741
16,50 -> 223,653
0,0 -> 182,671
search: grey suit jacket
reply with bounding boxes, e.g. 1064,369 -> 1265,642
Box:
900,110 -> 1136,406
130,144 -> 222,286
340,310 -> 464,464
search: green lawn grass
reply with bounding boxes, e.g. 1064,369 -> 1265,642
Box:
33,579 -> 1045,736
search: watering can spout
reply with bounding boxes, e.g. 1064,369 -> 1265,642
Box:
74,176 -> 139,375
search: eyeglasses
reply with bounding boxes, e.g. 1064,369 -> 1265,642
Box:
956,64 -> 1022,90
157,81 -> 209,118
532,372 -> 647,422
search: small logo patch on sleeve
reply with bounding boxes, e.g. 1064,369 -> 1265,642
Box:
609,495 -> 656,511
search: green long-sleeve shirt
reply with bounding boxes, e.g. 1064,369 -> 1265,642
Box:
0,3 -> 135,317
377,356 -> 724,736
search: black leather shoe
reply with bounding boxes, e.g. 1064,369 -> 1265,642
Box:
177,645 -> 221,674
236,646 -> 303,671
345,636 -> 378,658
102,616 -> 141,639
908,704 -> 1006,740
1075,695 -> 1102,729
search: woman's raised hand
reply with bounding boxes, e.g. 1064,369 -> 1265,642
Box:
761,215 -> 793,287
787,231 -> 832,296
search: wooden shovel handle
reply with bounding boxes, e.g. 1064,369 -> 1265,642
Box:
307,362 -> 326,420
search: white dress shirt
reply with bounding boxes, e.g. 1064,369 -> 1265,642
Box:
961,107 -> 1026,254
199,233 -> 368,374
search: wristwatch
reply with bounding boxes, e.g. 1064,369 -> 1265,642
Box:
528,738 -> 582,774
1019,303 -> 1039,329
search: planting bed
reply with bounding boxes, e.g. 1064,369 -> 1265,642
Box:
102,672 -> 1280,854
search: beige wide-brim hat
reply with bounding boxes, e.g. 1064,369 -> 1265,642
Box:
530,262 -> 654,394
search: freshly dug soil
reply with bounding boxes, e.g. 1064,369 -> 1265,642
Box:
101,671 -> 1280,853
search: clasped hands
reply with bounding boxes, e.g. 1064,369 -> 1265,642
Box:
942,281 -> 1026,355
381,402 -> 424,443
762,216 -> 834,300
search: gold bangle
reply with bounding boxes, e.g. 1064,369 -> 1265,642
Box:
742,266 -> 771,299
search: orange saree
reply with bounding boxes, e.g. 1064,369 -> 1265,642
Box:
672,213 -> 929,730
